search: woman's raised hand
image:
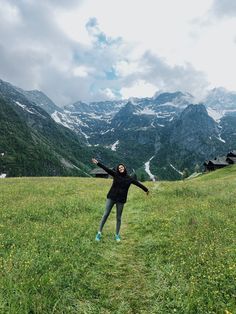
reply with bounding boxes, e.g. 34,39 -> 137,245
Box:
92,158 -> 98,164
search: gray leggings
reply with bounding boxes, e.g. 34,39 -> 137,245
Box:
99,198 -> 124,234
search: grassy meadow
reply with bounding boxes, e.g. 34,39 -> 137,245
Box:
0,166 -> 236,313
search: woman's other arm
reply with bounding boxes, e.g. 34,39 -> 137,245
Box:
91,158 -> 116,177
132,179 -> 149,194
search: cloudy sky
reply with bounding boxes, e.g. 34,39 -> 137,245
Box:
1,0 -> 236,105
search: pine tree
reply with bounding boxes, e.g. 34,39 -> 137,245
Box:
182,168 -> 189,180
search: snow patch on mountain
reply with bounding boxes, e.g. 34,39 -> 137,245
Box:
156,113 -> 170,119
111,140 -> 119,151
100,128 -> 114,135
87,113 -> 108,120
206,108 -> 224,122
52,111 -> 62,123
80,130 -> 90,139
135,108 -> 156,115
170,164 -> 183,175
51,111 -> 89,131
15,100 -> 47,119
15,101 -> 35,115
216,134 -> 226,143
51,111 -> 71,129
144,156 -> 156,181
157,101 -> 181,108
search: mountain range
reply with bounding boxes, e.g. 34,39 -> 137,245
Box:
1,78 -> 236,180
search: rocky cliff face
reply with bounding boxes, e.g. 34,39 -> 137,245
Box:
169,104 -> 219,151
151,104 -> 227,179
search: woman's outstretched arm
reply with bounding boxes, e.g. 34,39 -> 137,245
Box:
132,179 -> 149,195
91,158 -> 116,177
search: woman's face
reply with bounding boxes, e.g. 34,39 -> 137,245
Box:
118,165 -> 125,173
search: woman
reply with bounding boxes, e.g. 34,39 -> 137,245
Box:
92,158 -> 149,242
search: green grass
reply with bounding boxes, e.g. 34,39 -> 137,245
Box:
0,167 -> 236,313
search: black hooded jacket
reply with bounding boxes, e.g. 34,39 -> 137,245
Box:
97,162 -> 148,203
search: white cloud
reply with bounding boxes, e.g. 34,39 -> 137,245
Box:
118,51 -> 209,99
114,60 -> 141,77
0,0 -> 236,105
209,0 -> 236,18
120,80 -> 157,99
72,66 -> 93,77
0,0 -> 21,24
98,88 -> 117,100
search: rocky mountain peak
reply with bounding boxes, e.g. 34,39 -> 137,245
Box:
177,104 -> 217,131
181,103 -> 207,117
170,104 -> 218,147
205,87 -> 236,109
64,101 -> 90,113
113,101 -> 137,117
22,89 -> 62,114
154,91 -> 184,103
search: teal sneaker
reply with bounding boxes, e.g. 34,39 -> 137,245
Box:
95,232 -> 102,241
115,234 -> 121,242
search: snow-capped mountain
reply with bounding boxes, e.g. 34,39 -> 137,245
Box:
1,76 -> 236,180
204,87 -> 236,122
204,87 -> 236,110
49,91 -> 192,146
46,88 -> 236,180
